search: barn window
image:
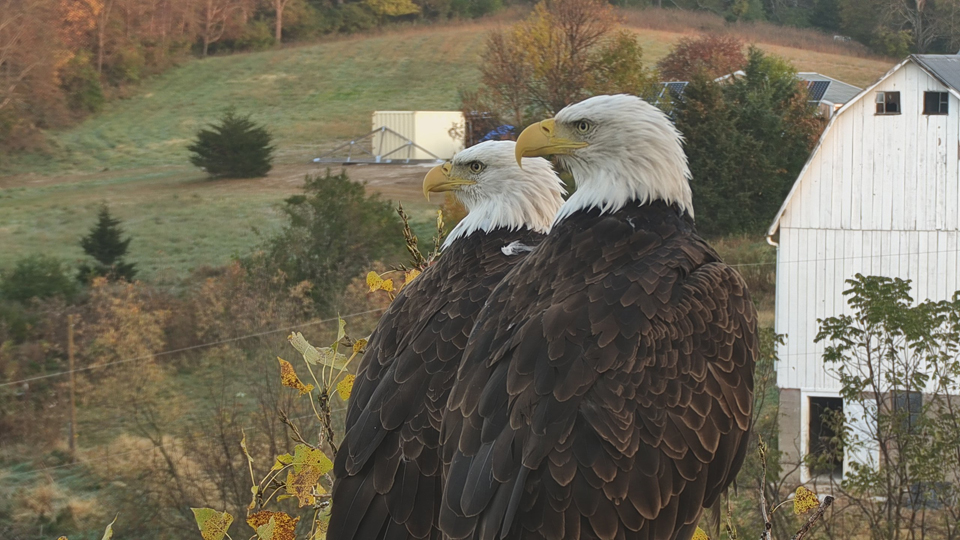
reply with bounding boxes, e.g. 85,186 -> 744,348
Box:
808,397 -> 844,478
923,92 -> 949,115
893,391 -> 923,433
876,91 -> 901,114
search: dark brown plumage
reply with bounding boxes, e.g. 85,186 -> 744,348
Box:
330,227 -> 547,540
440,200 -> 757,540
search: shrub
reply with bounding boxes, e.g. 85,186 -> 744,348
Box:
104,43 -> 146,86
78,204 -> 138,283
234,20 -> 276,51
337,4 -> 377,33
60,52 -> 105,114
262,170 -> 403,313
188,108 -> 274,178
0,255 -> 77,303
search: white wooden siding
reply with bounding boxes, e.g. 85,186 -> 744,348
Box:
776,229 -> 960,390
775,61 -> 960,392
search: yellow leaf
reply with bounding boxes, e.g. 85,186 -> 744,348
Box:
191,508 -> 233,540
248,485 -> 259,511
286,467 -> 322,507
794,486 -> 820,515
337,374 -> 356,401
102,514 -> 118,540
352,338 -> 368,354
692,527 -> 709,540
248,511 -> 299,540
366,271 -> 384,292
290,444 -> 333,475
405,268 -> 421,284
288,332 -> 321,365
337,317 -> 346,341
278,357 -> 314,396
58,537 -> 69,540
381,279 -> 394,292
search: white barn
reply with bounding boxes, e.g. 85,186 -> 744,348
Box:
766,54 -> 960,483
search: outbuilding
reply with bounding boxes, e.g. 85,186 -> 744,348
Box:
767,54 -> 960,484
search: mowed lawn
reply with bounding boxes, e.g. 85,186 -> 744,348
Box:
0,17 -> 896,280
11,23 -> 492,174
0,164 -> 439,281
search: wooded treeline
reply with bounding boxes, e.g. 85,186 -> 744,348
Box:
0,0 -> 503,150
682,0 -> 960,57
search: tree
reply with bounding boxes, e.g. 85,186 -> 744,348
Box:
198,0 -> 239,56
273,0 -> 293,44
475,0 -> 657,126
188,108 -> 274,178
364,0 -> 420,22
79,204 -> 138,282
0,255 -> 77,303
673,48 -> 821,236
656,34 -> 747,81
0,0 -> 68,146
816,275 -> 960,540
264,170 -> 402,313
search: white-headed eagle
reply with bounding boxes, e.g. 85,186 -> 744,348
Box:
329,140 -> 566,540
440,95 -> 758,540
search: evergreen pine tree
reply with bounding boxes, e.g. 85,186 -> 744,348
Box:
188,108 -> 274,178
78,205 -> 137,282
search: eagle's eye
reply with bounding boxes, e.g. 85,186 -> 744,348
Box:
575,120 -> 592,134
468,161 -> 485,173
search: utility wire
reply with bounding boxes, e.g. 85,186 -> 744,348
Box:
6,246 -> 960,389
0,309 -> 385,389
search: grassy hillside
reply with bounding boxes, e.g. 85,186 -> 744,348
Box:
0,14 -> 895,280
9,15 -> 893,174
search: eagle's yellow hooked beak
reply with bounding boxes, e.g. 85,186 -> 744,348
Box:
515,118 -> 588,167
423,162 -> 476,202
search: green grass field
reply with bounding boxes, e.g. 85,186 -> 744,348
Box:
0,15 -> 895,280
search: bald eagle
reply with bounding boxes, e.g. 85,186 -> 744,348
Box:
329,141 -> 566,540
440,95 -> 758,540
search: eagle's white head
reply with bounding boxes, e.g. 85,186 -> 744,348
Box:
423,140 -> 566,248
515,94 -> 692,222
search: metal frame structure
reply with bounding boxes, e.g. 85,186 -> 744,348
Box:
312,126 -> 444,164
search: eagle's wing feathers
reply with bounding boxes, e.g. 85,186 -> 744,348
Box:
331,230 -> 543,540
441,211 -> 757,540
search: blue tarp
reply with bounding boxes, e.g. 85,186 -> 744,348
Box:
479,125 -> 516,142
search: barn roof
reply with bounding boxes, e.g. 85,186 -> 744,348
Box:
797,72 -> 862,105
765,55 -> 960,240
912,55 -> 960,93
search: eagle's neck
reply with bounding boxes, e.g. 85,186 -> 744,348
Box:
444,189 -> 559,249
554,152 -> 693,224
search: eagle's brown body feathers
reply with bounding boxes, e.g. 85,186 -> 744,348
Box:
440,200 -> 758,540
330,227 -> 546,540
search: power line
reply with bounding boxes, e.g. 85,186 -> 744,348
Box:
0,309 -> 385,389
727,246 -> 960,269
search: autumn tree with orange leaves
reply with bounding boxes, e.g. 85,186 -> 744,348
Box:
656,34 -> 747,81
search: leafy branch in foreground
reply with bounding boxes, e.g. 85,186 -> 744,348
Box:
190,324 -> 363,540
757,436 -> 834,540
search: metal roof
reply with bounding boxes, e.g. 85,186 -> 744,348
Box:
797,72 -> 861,105
912,55 -> 960,93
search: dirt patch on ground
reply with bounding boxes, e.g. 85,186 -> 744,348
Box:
0,161 -> 435,205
